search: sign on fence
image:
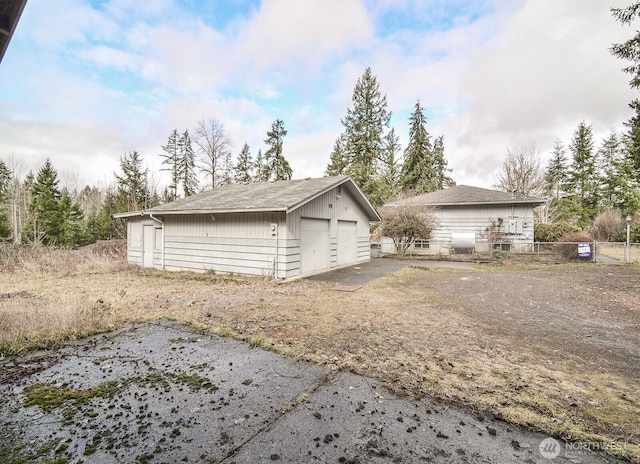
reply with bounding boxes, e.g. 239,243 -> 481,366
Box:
578,242 -> 591,258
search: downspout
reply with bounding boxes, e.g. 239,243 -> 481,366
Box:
149,214 -> 165,270
274,222 -> 279,280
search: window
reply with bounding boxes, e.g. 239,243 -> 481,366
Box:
495,243 -> 511,252
414,239 -> 430,249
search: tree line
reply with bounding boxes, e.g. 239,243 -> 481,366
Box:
2,2 -> 639,248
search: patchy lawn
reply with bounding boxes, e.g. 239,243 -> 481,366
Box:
1,244 -> 639,462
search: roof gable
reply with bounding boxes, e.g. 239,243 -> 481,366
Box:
115,176 -> 380,221
387,185 -> 544,206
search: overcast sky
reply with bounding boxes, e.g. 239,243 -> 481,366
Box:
0,0 -> 636,191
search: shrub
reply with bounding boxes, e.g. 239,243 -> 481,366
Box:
534,221 -> 580,242
590,209 -> 626,242
554,231 -> 594,259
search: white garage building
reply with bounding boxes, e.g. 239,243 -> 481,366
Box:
115,176 -> 380,278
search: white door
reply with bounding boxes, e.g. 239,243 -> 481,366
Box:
143,225 -> 154,268
337,220 -> 357,265
300,218 -> 330,273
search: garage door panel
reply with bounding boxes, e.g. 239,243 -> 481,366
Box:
337,220 -> 357,265
300,218 -> 330,273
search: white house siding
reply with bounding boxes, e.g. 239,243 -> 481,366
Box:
287,186 -> 372,267
382,204 -> 536,256
160,212 -> 290,276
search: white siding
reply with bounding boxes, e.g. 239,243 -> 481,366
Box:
125,186 -> 375,277
382,204 -> 537,256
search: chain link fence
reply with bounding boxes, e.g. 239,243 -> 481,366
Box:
527,241 -> 640,264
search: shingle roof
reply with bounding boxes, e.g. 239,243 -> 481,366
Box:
115,176 -> 380,220
387,185 -> 544,206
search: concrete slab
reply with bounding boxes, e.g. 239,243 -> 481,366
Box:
305,257 -> 474,286
0,321 -> 626,464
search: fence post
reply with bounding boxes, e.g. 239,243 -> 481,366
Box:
593,241 -> 596,263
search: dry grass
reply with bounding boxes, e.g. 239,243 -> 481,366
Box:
1,243 -> 639,462
597,243 -> 640,264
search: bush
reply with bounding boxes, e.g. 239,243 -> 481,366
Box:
590,209 -> 626,242
534,221 -> 580,242
554,231 -> 594,260
632,221 -> 640,243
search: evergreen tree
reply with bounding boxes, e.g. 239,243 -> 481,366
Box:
325,137 -> 348,176
400,100 -> 434,193
330,67 -> 391,203
178,130 -> 198,197
598,130 -> 640,215
253,149 -> 266,182
611,3 -> 640,180
0,160 -> 12,239
432,135 -> 452,189
115,151 -> 148,212
234,143 -> 254,184
160,129 -> 180,200
545,139 -> 568,198
58,189 -> 85,247
379,128 -> 401,204
218,151 -> 234,186
565,122 -> 600,227
263,119 -> 292,181
23,159 -> 63,245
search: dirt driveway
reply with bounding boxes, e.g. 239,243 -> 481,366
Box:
1,252 -> 639,462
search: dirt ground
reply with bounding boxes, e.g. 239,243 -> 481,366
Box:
1,250 -> 639,462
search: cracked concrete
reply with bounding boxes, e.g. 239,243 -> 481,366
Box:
0,321 -> 627,463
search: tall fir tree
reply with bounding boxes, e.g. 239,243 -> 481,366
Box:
160,129 -> 180,200
24,159 -> 63,245
58,189 -> 85,247
0,160 -> 11,239
234,143 -> 254,184
545,139 -> 568,199
379,128 -> 401,203
325,137 -> 348,176
432,135 -> 452,190
611,3 -> 640,180
598,130 -> 640,215
400,100 -> 434,193
114,151 -> 149,212
330,67 -> 391,204
178,130 -> 198,197
263,119 -> 292,181
253,149 -> 266,182
565,121 -> 600,227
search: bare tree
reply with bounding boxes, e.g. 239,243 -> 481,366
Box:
193,118 -> 232,188
378,192 -> 438,256
494,142 -> 546,198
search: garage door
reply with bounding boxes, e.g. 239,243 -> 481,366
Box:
300,218 -> 330,273
337,220 -> 357,265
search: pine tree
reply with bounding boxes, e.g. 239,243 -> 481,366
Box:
160,129 -> 180,200
263,119 -> 292,181
611,3 -> 640,181
330,67 -> 391,203
565,122 -> 600,227
598,130 -> 640,215
234,143 -> 254,184
379,128 -> 401,204
545,139 -> 568,199
24,159 -> 63,245
58,189 -> 85,247
432,135 -> 452,190
400,100 -> 434,193
115,151 -> 148,212
325,137 -> 348,176
0,160 -> 11,239
178,130 -> 198,197
253,149 -> 266,182
218,151 -> 234,186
